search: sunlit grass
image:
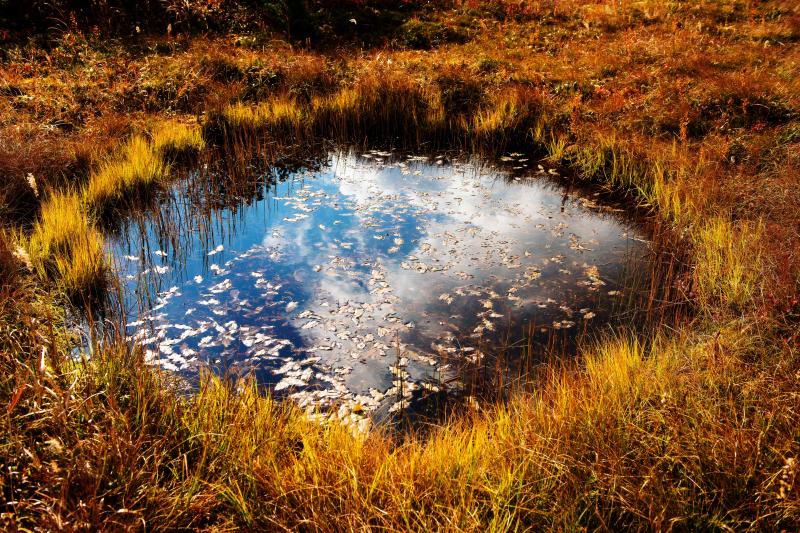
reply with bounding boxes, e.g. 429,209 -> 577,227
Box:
10,323 -> 783,530
209,76 -> 546,154
693,216 -> 764,312
545,134 -> 568,162
472,87 -> 543,145
152,121 -> 205,160
218,99 -> 304,136
22,131 -> 189,299
566,133 -> 653,194
309,75 -> 436,143
24,192 -> 107,299
85,136 -> 170,212
3,0 -> 799,527
53,227 -> 107,299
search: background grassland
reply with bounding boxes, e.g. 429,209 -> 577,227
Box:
1,0 -> 799,530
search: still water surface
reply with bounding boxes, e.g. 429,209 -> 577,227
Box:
111,151 -> 649,424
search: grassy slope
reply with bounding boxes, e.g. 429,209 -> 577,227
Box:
1,1 -> 799,530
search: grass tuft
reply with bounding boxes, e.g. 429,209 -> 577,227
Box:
472,87 -> 543,146
85,136 -> 170,213
24,192 -> 108,300
151,121 -> 206,161
565,133 -> 654,195
693,216 -> 764,313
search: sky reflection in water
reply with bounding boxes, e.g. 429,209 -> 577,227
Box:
112,151 -> 647,423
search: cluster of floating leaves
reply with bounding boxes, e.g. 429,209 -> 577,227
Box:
117,151 -> 645,431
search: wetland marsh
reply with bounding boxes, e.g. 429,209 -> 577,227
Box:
3,1 -> 798,529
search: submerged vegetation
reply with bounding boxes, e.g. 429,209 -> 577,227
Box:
1,0 -> 799,529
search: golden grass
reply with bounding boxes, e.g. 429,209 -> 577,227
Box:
309,78 -> 436,144
693,216 -> 764,313
3,318 -> 795,530
221,100 -> 304,134
24,192 -> 107,299
563,133 -> 653,195
151,120 -> 205,160
472,87 -> 544,145
84,136 -> 170,212
645,162 -> 685,222
21,127 -> 193,299
207,75 -> 545,154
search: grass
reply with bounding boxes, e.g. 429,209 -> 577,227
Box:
471,86 -> 544,146
84,136 -> 170,213
19,123 -> 204,299
693,216 -> 765,314
2,312 -> 796,529
1,0 -> 799,529
206,76 -> 545,154
23,192 -> 108,301
151,120 -> 206,161
221,100 -> 303,134
203,74 -> 442,150
644,161 -> 690,225
560,133 -> 658,197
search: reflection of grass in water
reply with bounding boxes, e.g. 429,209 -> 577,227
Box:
442,219 -> 693,409
118,150 -> 680,413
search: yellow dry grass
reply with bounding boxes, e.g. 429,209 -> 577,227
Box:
24,192 -> 107,299
85,136 -> 170,211
151,120 -> 206,159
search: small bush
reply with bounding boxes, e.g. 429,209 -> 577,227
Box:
689,93 -> 797,138
200,54 -> 245,82
477,57 -> 504,74
436,69 -> 486,117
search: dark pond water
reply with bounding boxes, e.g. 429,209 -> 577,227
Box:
110,150 -> 652,428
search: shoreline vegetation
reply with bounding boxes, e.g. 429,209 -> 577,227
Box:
2,1 -> 799,529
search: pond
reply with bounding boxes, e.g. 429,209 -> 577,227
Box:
111,150 -> 653,426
